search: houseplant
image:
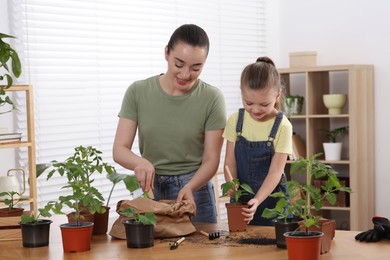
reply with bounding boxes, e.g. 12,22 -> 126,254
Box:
120,206 -> 157,248
0,191 -> 26,217
284,95 -> 304,116
261,181 -> 303,249
283,153 -> 352,259
0,32 -> 22,114
46,145 -> 115,252
320,126 -> 349,161
19,203 -> 54,247
221,166 -> 254,232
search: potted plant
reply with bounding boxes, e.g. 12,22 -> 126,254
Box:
261,182 -> 303,249
0,32 -> 22,114
19,203 -> 54,247
120,206 -> 157,248
46,145 -> 114,252
284,95 -> 304,116
92,170 -> 139,235
0,191 -> 26,217
221,166 -> 254,232
320,126 -> 349,161
283,154 -> 352,260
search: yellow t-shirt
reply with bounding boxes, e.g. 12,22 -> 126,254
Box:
223,110 -> 292,155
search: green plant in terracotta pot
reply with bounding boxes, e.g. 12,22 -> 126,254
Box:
19,203 -> 54,247
46,145 -> 115,252
283,153 -> 352,259
0,191 -> 27,217
220,166 -> 254,232
261,182 -> 303,249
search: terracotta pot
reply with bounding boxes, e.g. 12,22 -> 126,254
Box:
300,218 -> 336,254
60,222 -> 94,252
20,219 -> 52,247
273,218 -> 301,249
225,203 -> 248,232
93,206 -> 110,235
123,220 -> 154,248
284,231 -> 324,260
0,207 -> 24,217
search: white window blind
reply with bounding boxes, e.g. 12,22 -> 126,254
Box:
9,0 -> 270,215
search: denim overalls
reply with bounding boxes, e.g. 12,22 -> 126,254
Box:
233,108 -> 287,226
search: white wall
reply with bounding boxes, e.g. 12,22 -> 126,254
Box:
276,0 -> 390,217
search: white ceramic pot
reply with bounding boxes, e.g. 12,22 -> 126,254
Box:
0,169 -> 25,199
323,143 -> 342,161
323,94 -> 347,115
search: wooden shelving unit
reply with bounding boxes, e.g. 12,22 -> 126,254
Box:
0,85 -> 37,240
278,65 -> 374,231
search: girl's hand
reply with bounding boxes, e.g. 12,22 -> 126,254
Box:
177,185 -> 196,216
242,198 -> 260,224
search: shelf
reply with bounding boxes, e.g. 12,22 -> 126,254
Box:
0,85 -> 37,223
280,65 -> 374,231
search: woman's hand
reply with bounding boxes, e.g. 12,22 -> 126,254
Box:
134,159 -> 155,192
242,198 -> 260,224
177,185 -> 196,216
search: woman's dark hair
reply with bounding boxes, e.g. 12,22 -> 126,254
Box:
240,56 -> 285,109
167,24 -> 210,55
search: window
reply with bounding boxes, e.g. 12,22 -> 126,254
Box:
9,0 -> 271,214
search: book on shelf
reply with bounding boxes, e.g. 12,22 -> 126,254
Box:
291,134 -> 306,160
0,133 -> 22,143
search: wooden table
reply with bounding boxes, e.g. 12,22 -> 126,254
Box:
1,215 -> 389,260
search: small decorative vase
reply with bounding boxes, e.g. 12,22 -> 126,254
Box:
323,94 -> 347,115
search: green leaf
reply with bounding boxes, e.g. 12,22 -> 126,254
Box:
10,51 -> 21,78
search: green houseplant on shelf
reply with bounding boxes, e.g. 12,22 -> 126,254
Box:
320,126 -> 349,161
220,166 -> 254,232
46,145 -> 115,252
19,203 -> 54,247
0,32 -> 22,114
0,191 -> 27,217
282,153 -> 352,260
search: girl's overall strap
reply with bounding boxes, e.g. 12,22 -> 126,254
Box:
268,111 -> 284,142
235,108 -> 245,136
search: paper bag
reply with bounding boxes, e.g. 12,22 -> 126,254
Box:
109,198 -> 196,239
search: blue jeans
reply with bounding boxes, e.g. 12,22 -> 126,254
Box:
153,170 -> 217,223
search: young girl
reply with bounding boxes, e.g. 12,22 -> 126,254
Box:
223,56 -> 292,225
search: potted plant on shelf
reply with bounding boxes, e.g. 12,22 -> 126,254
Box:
221,166 -> 254,232
284,95 -> 304,116
46,145 -> 115,252
0,191 -> 27,217
19,203 -> 54,247
120,205 -> 157,248
283,153 -> 352,259
320,126 -> 349,161
261,182 -> 303,249
0,32 -> 22,114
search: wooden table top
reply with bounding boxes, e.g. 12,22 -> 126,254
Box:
1,215 -> 389,260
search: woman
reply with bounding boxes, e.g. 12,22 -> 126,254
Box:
113,24 -> 226,223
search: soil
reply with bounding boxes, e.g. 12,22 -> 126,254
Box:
160,227 -> 277,248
